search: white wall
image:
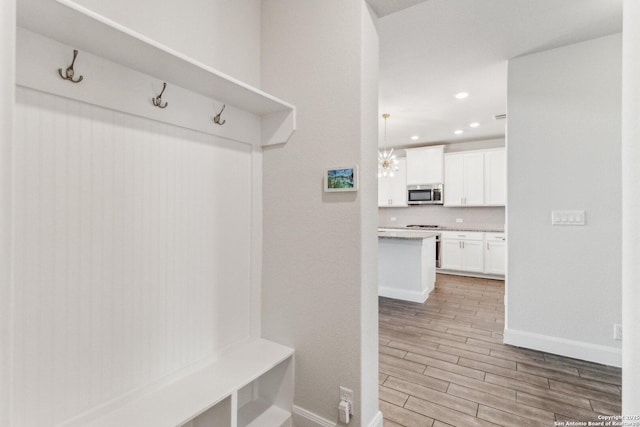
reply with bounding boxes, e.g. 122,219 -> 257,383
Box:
72,0 -> 262,86
506,34 -> 622,366
12,87 -> 253,427
622,0 -> 640,414
9,1 -> 264,426
261,1 -> 380,425
379,205 -> 505,229
0,0 -> 16,426
359,4 -> 381,426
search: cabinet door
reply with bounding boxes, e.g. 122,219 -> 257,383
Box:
462,152 -> 485,206
422,145 -> 444,184
389,158 -> 407,206
441,239 -> 463,270
484,149 -> 506,206
406,146 -> 444,185
378,176 -> 391,207
461,240 -> 484,272
444,154 -> 464,206
485,241 -> 506,275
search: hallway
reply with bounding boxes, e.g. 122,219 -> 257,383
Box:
379,274 -> 622,426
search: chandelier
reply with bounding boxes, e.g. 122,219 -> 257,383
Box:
378,113 -> 399,178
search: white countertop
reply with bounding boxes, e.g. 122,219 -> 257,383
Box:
378,229 -> 439,240
379,225 -> 505,233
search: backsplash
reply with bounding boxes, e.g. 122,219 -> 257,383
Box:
378,205 -> 505,229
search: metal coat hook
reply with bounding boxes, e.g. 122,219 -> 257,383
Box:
213,104 -> 226,125
58,49 -> 84,83
152,82 -> 169,108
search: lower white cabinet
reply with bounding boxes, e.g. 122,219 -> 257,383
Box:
484,233 -> 506,275
440,231 -> 484,273
441,231 -> 506,275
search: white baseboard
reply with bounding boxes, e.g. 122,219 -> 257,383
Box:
292,406 -> 384,427
378,286 -> 429,303
436,269 -> 504,280
367,411 -> 384,427
503,328 -> 621,368
292,406 -> 336,427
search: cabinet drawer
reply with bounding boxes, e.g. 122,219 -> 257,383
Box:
485,232 -> 506,242
441,231 -> 484,241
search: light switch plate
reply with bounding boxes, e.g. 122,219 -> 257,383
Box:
551,210 -> 585,226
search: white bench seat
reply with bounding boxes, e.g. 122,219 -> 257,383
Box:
70,339 -> 294,427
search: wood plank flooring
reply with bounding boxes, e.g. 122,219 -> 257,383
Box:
379,274 -> 621,427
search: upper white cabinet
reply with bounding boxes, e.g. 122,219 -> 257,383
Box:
444,151 -> 485,206
484,148 -> 506,206
444,148 -> 506,207
406,145 -> 444,185
379,158 -> 408,207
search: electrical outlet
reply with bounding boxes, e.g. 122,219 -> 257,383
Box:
390,217 -> 397,222
613,324 -> 622,341
340,386 -> 353,413
456,218 -> 463,223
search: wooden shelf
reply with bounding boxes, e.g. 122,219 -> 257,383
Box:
63,339 -> 294,427
17,0 -> 296,145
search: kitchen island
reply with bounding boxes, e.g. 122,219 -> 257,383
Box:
378,229 -> 437,303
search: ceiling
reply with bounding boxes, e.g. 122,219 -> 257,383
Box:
371,0 -> 622,149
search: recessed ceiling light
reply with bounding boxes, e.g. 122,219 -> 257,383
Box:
469,122 -> 480,128
411,135 -> 419,140
454,129 -> 464,135
454,92 -> 469,99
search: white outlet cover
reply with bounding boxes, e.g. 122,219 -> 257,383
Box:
551,210 -> 586,226
614,324 -> 622,340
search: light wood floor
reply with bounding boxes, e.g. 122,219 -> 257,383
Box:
378,274 -> 622,427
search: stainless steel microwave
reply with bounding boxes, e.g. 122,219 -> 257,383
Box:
407,184 -> 443,205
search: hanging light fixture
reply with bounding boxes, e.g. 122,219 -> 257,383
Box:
378,113 -> 399,178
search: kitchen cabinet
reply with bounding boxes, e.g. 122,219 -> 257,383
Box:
378,232 -> 436,303
484,232 -> 506,275
440,231 -> 484,273
406,145 -> 444,185
378,157 -> 408,207
484,148 -> 506,206
444,151 -> 485,206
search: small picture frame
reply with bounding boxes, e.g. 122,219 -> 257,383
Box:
324,166 -> 359,192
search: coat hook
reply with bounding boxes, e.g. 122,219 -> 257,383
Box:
58,49 -> 84,83
152,82 -> 169,108
213,104 -> 226,125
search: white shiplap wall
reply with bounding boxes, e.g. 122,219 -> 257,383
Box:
12,87 -> 253,426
